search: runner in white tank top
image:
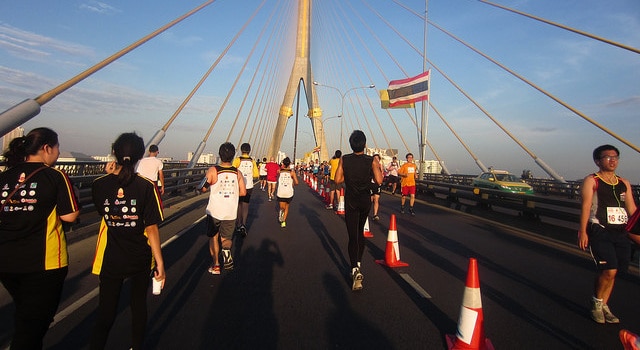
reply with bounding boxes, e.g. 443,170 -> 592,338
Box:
276,157 -> 298,228
206,165 -> 240,221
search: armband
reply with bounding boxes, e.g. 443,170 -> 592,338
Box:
197,177 -> 210,190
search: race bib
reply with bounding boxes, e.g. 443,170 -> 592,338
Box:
606,207 -> 628,225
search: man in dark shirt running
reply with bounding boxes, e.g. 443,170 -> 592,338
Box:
335,130 -> 383,291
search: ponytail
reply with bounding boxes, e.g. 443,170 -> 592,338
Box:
111,133 -> 145,186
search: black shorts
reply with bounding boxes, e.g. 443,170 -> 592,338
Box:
329,180 -> 343,192
387,175 -> 398,184
259,175 -> 267,180
277,196 -> 293,204
239,188 -> 253,203
588,223 -> 631,271
371,184 -> 381,196
205,215 -> 235,241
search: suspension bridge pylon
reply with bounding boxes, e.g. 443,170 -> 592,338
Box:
267,0 -> 328,162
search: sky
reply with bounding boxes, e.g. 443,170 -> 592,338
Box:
0,0 -> 639,183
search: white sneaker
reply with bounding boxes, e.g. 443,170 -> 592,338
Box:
591,297 -> 604,324
351,268 -> 363,291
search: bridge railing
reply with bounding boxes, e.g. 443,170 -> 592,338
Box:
55,161 -> 208,212
416,174 -> 640,225
11,161 -> 638,228
421,173 -> 583,199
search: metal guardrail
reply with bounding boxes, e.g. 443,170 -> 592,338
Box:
51,162 -> 640,225
59,162 -> 208,212
422,173 -> 640,202
416,174 -> 640,225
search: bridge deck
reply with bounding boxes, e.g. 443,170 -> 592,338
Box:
1,179 -> 638,349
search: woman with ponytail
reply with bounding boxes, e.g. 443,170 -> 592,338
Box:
0,127 -> 80,349
90,132 -> 165,350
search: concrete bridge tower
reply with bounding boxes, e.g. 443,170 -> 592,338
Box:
267,0 -> 328,162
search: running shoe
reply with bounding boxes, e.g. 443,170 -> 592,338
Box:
373,215 -> 379,221
278,209 -> 284,223
325,204 -> 333,210
591,297 -> 605,324
400,206 -> 405,214
222,249 -> 234,270
281,221 -> 286,228
410,208 -> 415,216
238,225 -> 247,238
351,268 -> 363,291
207,264 -> 221,275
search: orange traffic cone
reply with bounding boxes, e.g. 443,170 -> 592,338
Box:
336,188 -> 345,215
446,258 -> 494,350
375,214 -> 408,267
363,217 -> 373,238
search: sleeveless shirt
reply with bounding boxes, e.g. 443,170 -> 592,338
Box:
276,169 -> 295,198
341,153 -> 374,199
206,165 -> 240,220
235,156 -> 255,190
590,173 -> 628,230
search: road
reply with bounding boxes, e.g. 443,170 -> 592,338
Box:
1,182 -> 638,349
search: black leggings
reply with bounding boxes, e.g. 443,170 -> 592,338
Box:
90,270 -> 150,350
344,195 -> 372,268
0,267 -> 67,350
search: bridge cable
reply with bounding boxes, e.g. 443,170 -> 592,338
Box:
394,2 -> 639,155
429,102 -> 489,173
225,0 -> 280,143
323,0 -> 417,153
240,2 -> 286,154
252,20 -> 292,158
0,0 -> 217,138
428,19 -> 640,155
360,1 -> 444,157
350,0 -> 411,152
332,2 -> 413,153
34,0 -> 217,107
154,0 -> 266,157
376,4 -> 602,180
477,0 -> 640,55
349,0 -> 424,152
196,0 -> 267,152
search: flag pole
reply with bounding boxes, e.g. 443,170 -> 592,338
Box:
419,0 -> 429,179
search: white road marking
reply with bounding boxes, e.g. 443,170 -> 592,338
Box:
400,273 -> 432,299
49,215 -> 206,328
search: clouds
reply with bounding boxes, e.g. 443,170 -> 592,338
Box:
0,23 -> 95,63
79,1 -> 120,15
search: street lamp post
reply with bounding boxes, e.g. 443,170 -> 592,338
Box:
321,115 -> 341,151
313,81 -> 375,150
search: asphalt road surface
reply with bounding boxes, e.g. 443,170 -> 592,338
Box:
1,182 -> 638,349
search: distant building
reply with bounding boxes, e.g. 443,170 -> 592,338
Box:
277,151 -> 287,163
187,152 -> 217,164
1,127 -> 24,152
93,155 -> 115,162
420,159 -> 443,174
364,147 -> 398,167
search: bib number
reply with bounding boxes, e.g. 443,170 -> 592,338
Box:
606,207 -> 628,225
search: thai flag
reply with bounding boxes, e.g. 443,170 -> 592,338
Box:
387,71 -> 430,107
